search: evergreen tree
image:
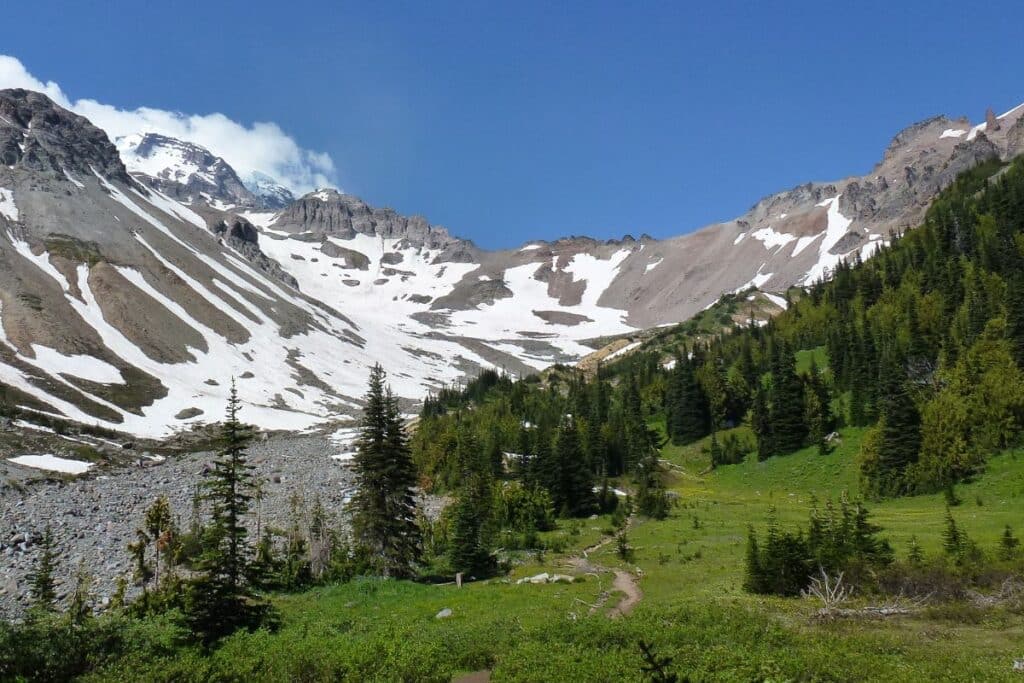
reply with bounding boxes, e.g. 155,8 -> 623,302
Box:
127,528 -> 153,592
998,525 -> 1020,561
143,496 -> 174,591
708,430 -> 723,468
448,425 -> 496,578
751,384 -> 774,461
850,501 -> 894,566
635,450 -> 670,519
67,561 -> 94,625
942,507 -> 964,558
351,364 -> 422,577
803,358 -> 832,455
742,526 -> 765,593
29,525 -> 57,613
871,356 -> 921,496
907,535 -> 924,565
667,350 -> 710,444
586,378 -> 608,474
551,415 -> 597,516
768,340 -> 807,454
185,382 -> 264,643
1006,271 -> 1024,369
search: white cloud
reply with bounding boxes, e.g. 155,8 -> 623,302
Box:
0,55 -> 335,194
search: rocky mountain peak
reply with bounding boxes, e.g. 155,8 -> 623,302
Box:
118,132 -> 262,209
243,171 -> 294,209
271,188 -> 470,253
880,114 -> 957,163
0,88 -> 130,183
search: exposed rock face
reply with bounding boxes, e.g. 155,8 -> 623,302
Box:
431,278 -> 513,310
272,189 -> 469,254
987,107 -> 1001,132
213,218 -> 298,289
319,239 -> 371,270
0,89 -> 131,183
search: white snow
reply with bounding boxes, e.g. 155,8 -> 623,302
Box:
592,486 -> 628,497
966,119 -> 989,141
859,238 -> 888,260
0,188 -> 18,221
749,226 -> 796,251
604,340 -> 643,361
6,231 -> 72,291
644,257 -> 663,274
998,102 -> 1024,119
27,345 -> 124,384
519,244 -> 542,251
735,263 -> 773,293
940,128 -> 967,139
762,292 -> 788,309
133,186 -> 206,230
801,195 -> 853,285
62,168 -> 85,188
8,454 -> 93,474
0,167 -> 651,436
733,232 -> 746,245
94,169 -> 200,254
791,233 -> 821,257
13,419 -> 56,434
239,211 -> 279,229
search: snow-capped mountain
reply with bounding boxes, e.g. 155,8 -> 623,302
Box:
243,171 -> 295,210
117,133 -> 285,211
1,87 -> 1023,437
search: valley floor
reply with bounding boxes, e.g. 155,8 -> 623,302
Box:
62,426 -> 1024,681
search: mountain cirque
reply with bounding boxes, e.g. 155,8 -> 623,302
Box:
0,87 -> 1022,437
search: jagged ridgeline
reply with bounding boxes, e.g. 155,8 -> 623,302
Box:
413,155 -> 1024,500
3,88 -> 1023,438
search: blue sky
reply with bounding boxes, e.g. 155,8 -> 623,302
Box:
3,1 -> 1023,248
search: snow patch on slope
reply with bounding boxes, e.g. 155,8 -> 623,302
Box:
8,454 -> 93,474
750,226 -> 796,251
0,188 -> 17,221
801,195 -> 853,285
28,345 -> 123,384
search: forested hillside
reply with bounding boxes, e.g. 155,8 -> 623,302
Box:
414,156 -> 1024,510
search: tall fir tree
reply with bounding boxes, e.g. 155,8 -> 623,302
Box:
551,415 -> 597,517
448,425 -> 496,577
768,340 -> 807,454
186,382 -> 264,642
1005,270 -> 1024,369
752,383 -> 775,461
871,355 -> 921,496
351,364 -> 422,577
29,525 -> 58,613
667,349 -> 710,444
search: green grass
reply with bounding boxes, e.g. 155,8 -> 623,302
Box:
795,345 -> 829,373
68,429 -> 1024,681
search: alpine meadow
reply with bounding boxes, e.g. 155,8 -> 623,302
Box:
2,6 -> 1024,681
